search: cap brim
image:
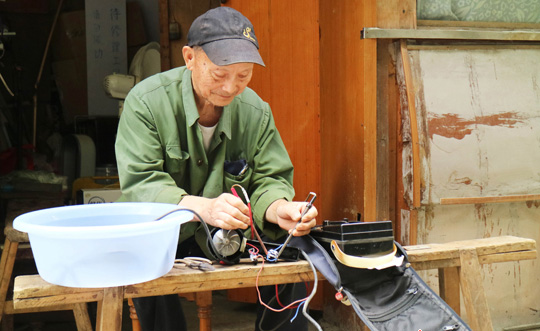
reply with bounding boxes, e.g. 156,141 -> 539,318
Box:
201,39 -> 265,67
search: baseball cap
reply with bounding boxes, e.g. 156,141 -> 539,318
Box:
187,7 -> 265,67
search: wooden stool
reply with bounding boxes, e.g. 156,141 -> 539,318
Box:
405,236 -> 537,331
0,197 -> 92,331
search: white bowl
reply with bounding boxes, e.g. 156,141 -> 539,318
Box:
14,202 -> 193,288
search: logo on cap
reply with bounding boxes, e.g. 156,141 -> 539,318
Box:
243,27 -> 256,42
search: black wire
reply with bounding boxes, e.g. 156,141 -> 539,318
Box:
154,207 -> 228,262
257,283 -> 296,331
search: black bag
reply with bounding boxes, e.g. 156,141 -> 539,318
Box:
290,235 -> 472,331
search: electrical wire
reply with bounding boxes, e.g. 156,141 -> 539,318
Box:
254,252 -> 321,331
155,205 -> 322,330
257,281 -> 300,331
255,257 -> 308,312
231,184 -> 269,256
300,250 -> 322,331
154,207 -> 228,263
0,72 -> 14,97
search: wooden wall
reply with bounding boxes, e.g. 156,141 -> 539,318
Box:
319,0 -> 377,225
225,0 -> 321,207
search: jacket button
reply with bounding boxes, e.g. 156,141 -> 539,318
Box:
197,159 -> 203,166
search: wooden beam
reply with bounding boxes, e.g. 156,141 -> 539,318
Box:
363,0 -> 378,222
399,40 -> 421,208
363,27 -> 540,41
377,0 -> 416,29
441,194 -> 540,205
96,287 -> 124,331
459,247 -> 493,331
418,19 -> 540,30
438,266 -> 460,315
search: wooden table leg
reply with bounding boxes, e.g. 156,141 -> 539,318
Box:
96,287 -> 124,331
195,291 -> 212,331
459,247 -> 493,331
0,239 -> 18,324
72,302 -> 93,331
438,266 -> 461,315
127,298 -> 142,331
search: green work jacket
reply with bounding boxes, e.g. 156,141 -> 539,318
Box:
115,66 -> 294,246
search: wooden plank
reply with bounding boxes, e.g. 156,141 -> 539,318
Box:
96,287 -> 123,331
405,236 -> 536,262
0,239 -> 18,321
319,0 -> 368,224
72,303 -> 93,331
376,39 -> 391,221
407,44 -> 540,51
363,0 -> 377,223
417,19 -> 540,30
438,267 -> 460,315
411,250 -> 536,270
459,247 -> 493,331
440,194 -> 540,205
4,300 -> 79,314
399,39 -> 422,209
14,291 -> 103,310
125,262 -> 318,298
364,27 -> 540,41
377,0 -> 416,29
14,260 -> 319,304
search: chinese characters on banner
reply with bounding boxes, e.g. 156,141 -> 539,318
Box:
85,0 -> 127,116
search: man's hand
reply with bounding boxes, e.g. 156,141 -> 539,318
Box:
179,193 -> 250,230
266,199 -> 318,236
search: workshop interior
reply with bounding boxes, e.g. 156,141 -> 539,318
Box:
1,0 -> 540,330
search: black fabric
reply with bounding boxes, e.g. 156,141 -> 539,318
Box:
290,236 -> 472,331
224,158 -> 248,176
133,295 -> 186,331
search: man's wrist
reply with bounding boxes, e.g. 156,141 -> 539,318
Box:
264,198 -> 288,224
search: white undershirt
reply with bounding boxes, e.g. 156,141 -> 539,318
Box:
198,122 -> 218,153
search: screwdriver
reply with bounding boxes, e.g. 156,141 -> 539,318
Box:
276,192 -> 317,259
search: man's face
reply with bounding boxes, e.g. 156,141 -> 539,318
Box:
185,47 -> 254,107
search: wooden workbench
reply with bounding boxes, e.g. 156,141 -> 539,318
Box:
12,235 -> 537,331
13,260 -> 319,331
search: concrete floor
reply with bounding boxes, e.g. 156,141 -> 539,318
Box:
10,290 -> 341,331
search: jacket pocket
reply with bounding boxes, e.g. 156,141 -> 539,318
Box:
223,166 -> 252,192
165,146 -> 190,176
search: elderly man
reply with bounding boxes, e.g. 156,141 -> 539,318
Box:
115,6 -> 317,331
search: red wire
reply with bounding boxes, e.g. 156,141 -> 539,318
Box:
248,202 -> 254,239
246,242 -> 259,255
231,186 -> 255,239
275,284 -> 299,309
274,282 -> 310,309
255,258 -> 309,312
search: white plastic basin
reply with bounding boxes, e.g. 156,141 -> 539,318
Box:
13,202 -> 194,288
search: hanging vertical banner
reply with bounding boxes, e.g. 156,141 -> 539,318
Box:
85,0 -> 127,116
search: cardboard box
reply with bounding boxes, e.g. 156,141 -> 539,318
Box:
81,188 -> 121,204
